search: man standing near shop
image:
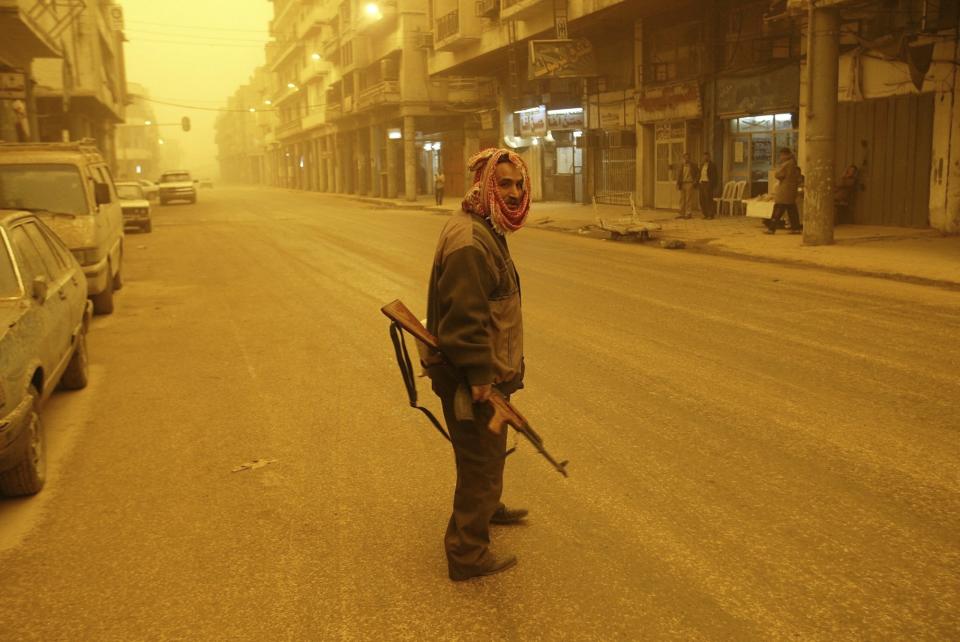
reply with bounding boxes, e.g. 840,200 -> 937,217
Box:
676,152 -> 699,219
426,148 -> 530,582
699,152 -> 718,219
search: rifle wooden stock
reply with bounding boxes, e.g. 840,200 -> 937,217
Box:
382,300 -> 440,351
382,299 -> 569,477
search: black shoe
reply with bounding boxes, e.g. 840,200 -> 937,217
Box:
764,228 -> 775,235
491,506 -> 528,525
449,554 -> 518,581
789,228 -> 802,234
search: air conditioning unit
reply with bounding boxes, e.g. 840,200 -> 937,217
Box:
417,32 -> 433,49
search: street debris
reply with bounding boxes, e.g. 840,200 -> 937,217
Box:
231,458 -> 278,473
661,239 -> 686,250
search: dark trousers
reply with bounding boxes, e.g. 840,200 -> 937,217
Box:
439,392 -> 507,574
435,188 -> 444,205
771,203 -> 800,229
699,182 -> 715,218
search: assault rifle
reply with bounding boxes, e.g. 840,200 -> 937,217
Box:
382,299 -> 569,478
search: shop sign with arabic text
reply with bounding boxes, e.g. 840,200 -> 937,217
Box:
528,39 -> 597,79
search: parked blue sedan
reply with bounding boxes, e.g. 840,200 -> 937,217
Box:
0,210 -> 91,497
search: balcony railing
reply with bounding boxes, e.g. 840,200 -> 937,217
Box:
276,118 -> 302,139
500,0 -> 544,19
436,9 -> 460,42
357,80 -> 401,110
325,102 -> 343,121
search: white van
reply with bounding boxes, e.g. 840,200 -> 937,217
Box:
0,140 -> 124,314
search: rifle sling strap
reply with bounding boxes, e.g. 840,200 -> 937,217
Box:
389,322 -> 451,442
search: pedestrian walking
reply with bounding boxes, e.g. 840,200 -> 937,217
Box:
434,171 -> 445,206
698,152 -> 718,219
425,148 -> 530,581
675,152 -> 699,219
764,148 -> 802,234
834,164 -> 859,225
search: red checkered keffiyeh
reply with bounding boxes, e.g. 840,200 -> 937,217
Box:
461,148 -> 530,235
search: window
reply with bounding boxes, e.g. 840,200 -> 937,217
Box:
9,226 -> 46,285
0,234 -> 21,298
0,164 -> 89,215
646,21 -> 702,83
22,223 -> 65,280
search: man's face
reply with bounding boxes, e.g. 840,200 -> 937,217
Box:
683,153 -> 690,162
495,161 -> 524,208
703,154 -> 710,163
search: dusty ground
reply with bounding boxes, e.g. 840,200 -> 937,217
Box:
1,186 -> 957,641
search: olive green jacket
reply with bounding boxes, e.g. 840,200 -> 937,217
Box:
426,210 -> 524,394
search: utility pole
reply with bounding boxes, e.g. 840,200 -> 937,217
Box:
803,2 -> 840,245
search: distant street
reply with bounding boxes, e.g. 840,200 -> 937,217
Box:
1,186 -> 958,640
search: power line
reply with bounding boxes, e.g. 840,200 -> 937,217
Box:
125,28 -> 270,44
126,19 -> 270,34
129,38 -> 268,49
141,96 -> 278,113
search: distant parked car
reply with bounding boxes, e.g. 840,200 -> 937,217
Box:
0,210 -> 91,497
0,140 -> 125,315
115,181 -> 153,233
198,178 -> 213,189
137,179 -> 159,202
158,170 -> 197,205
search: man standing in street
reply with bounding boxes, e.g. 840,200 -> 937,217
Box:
676,152 -> 699,219
764,148 -> 802,234
698,152 -> 718,219
434,171 -> 445,206
425,148 -> 530,581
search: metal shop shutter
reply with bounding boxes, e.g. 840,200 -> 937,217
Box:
836,93 -> 934,228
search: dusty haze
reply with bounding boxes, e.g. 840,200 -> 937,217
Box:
121,0 -> 272,179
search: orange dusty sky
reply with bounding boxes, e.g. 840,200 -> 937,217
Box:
120,1 -> 273,178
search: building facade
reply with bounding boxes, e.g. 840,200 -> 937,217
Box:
28,0 -> 127,167
217,0 -> 960,233
0,0 -> 65,142
114,82 -> 161,180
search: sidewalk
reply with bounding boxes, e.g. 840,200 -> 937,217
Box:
332,192 -> 960,289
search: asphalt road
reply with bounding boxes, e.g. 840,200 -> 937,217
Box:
1,186 -> 958,641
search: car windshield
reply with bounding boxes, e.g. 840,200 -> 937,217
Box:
162,173 -> 190,182
0,239 -> 21,298
0,164 -> 89,215
116,184 -> 144,200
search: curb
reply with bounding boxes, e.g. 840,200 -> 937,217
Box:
335,192 -> 960,290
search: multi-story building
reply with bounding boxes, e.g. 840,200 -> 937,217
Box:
216,68 -> 276,185
115,82 -> 160,180
0,0 -> 65,142
30,0 -> 127,167
219,0 -> 960,233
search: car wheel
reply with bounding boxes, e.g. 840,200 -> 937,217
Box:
59,323 -> 89,390
0,386 -> 46,497
112,260 -> 123,291
143,220 -> 153,233
160,199 -> 167,206
92,266 -> 115,315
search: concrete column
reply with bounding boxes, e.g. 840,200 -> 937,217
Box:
403,115 -> 417,201
803,7 -> 840,246
355,129 -> 368,195
326,135 -> 336,192
334,133 -> 344,193
369,124 -> 382,197
386,138 -> 399,198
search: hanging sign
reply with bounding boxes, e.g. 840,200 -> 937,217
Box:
546,108 -> 584,130
517,106 -> 546,137
528,39 -> 597,79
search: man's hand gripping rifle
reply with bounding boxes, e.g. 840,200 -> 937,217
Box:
382,299 -> 568,478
